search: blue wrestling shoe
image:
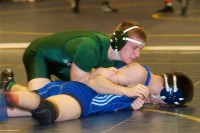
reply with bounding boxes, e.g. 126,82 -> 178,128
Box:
0,93 -> 8,122
0,69 -> 15,92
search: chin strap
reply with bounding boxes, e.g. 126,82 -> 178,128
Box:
115,49 -> 121,60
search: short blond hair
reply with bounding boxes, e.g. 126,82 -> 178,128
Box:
115,20 -> 147,42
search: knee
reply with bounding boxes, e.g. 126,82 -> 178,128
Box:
31,98 -> 57,125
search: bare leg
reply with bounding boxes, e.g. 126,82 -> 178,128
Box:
0,91 -> 35,121
5,91 -> 40,110
28,78 -> 51,91
46,95 -> 81,122
1,69 -> 51,92
6,92 -> 81,123
10,78 -> 51,91
10,84 -> 29,91
7,108 -> 31,117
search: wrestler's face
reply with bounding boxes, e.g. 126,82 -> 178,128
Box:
119,37 -> 144,64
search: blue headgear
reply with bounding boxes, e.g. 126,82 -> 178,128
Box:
160,74 -> 184,105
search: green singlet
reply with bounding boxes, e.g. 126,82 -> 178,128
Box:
23,31 -> 124,81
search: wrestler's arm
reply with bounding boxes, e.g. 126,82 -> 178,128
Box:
87,62 -> 150,99
118,63 -> 149,110
87,74 -> 149,99
116,62 -> 147,86
71,63 -> 118,84
70,63 -> 90,83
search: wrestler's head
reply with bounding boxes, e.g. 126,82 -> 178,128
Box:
150,72 -> 194,106
110,21 -> 147,64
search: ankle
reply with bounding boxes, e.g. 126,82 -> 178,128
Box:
6,82 -> 16,91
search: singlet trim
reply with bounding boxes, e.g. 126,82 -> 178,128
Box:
142,65 -> 151,86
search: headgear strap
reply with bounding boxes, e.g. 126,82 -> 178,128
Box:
123,26 -> 139,33
122,26 -> 145,46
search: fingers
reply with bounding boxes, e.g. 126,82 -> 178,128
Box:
131,98 -> 145,110
104,67 -> 118,83
107,67 -> 118,76
109,75 -> 119,84
89,67 -> 119,84
108,68 -> 119,84
134,84 -> 150,100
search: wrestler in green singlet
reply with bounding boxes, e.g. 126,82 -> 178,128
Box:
23,31 -> 123,81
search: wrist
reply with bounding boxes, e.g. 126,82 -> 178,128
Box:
120,88 -> 127,96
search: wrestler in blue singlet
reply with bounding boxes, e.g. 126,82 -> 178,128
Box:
37,65 -> 151,117
89,65 -> 151,114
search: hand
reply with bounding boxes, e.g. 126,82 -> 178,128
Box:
123,84 -> 150,100
131,97 -> 145,110
89,67 -> 119,84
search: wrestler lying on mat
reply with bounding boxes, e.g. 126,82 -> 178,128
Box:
0,62 -> 193,125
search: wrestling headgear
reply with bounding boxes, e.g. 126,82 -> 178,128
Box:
110,26 -> 145,51
160,74 -> 184,105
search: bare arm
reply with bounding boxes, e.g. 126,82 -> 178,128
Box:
87,74 -> 149,99
70,63 -> 118,84
71,62 -> 149,99
87,62 -> 150,99
131,97 -> 145,110
70,63 -> 90,83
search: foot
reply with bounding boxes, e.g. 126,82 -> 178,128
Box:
157,6 -> 174,13
100,1 -> 118,13
0,69 -> 15,92
69,0 -> 80,13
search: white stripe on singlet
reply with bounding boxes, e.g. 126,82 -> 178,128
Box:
91,94 -> 122,106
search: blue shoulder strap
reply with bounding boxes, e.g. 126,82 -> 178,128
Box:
142,65 -> 151,86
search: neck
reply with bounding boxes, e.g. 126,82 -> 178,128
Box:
148,74 -> 164,94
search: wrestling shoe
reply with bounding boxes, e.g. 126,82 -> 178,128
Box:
69,0 -> 80,13
100,1 -> 118,13
0,69 -> 15,92
0,93 -> 8,122
157,6 -> 174,13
